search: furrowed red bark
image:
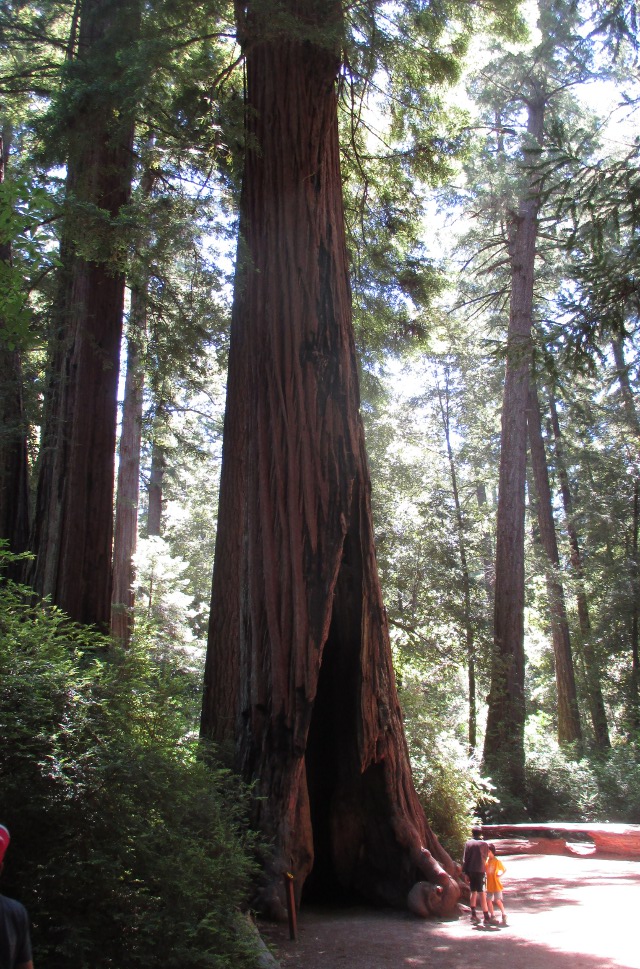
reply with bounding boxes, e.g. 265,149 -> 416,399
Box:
30,0 -> 140,628
484,95 -> 544,801
202,0 -> 460,917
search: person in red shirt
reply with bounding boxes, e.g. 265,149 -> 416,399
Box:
0,825 -> 34,969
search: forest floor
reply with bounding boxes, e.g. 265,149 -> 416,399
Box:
260,853 -> 640,969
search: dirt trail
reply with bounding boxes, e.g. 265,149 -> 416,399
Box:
260,854 -> 640,969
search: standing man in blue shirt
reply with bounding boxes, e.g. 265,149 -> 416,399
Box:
0,825 -> 33,969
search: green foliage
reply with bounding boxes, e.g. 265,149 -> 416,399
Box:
400,662 -> 496,858
0,168 -> 60,350
410,731 -> 496,859
0,558 -> 261,969
520,717 -> 640,822
133,535 -> 206,652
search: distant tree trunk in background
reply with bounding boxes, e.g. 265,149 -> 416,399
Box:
111,296 -> 146,641
111,147 -> 157,640
30,0 -> 140,628
611,337 -> 640,732
476,481 -> 495,601
146,412 -> 165,537
0,127 -> 30,574
612,337 -> 640,437
484,95 -> 544,804
435,373 -> 476,751
631,480 -> 640,732
528,376 -> 582,746
548,389 -> 610,748
201,0 -> 460,919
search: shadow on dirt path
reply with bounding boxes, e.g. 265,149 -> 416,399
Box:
260,854 -> 640,969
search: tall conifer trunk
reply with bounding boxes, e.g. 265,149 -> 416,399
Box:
476,481 -> 495,600
548,389 -> 610,747
484,94 -> 544,801
528,376 -> 581,745
111,299 -> 146,641
612,337 -> 640,731
146,408 -> 166,537
435,374 -> 476,751
30,0 -> 140,627
0,127 -> 30,571
201,0 -> 459,917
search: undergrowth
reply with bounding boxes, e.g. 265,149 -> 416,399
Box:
0,560 -> 262,969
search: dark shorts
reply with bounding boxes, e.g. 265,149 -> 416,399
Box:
468,872 -> 486,893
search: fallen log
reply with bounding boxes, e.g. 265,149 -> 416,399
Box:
481,823 -> 640,859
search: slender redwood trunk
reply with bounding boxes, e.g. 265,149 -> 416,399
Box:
476,481 -> 495,601
611,337 -> 640,732
528,377 -> 582,746
484,94 -> 544,801
30,0 -> 140,628
147,417 -> 165,537
631,481 -> 640,732
201,0 -> 459,918
0,127 -> 30,572
111,146 -> 157,640
435,373 -> 476,751
548,390 -> 610,747
111,297 -> 146,641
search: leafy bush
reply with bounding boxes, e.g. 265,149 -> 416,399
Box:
410,732 -> 495,859
400,670 -> 495,858
522,717 -> 600,820
516,715 -> 640,822
0,567 -> 261,969
589,744 -> 640,822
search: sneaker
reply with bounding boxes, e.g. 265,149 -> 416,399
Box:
501,917 -> 508,925
471,913 -> 480,923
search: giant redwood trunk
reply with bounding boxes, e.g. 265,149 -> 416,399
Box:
483,95 -> 544,802
30,0 -> 139,627
527,376 -> 582,746
201,0 -> 459,918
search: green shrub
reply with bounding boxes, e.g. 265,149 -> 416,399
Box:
405,722 -> 495,859
518,716 -> 640,822
586,744 -> 640,822
0,568 -> 261,969
523,719 -> 599,820
399,663 -> 495,859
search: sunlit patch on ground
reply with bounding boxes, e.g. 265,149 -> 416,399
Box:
263,854 -> 640,969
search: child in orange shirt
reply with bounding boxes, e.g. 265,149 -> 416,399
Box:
485,843 -> 507,925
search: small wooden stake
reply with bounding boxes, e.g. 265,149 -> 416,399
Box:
284,871 -> 297,941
